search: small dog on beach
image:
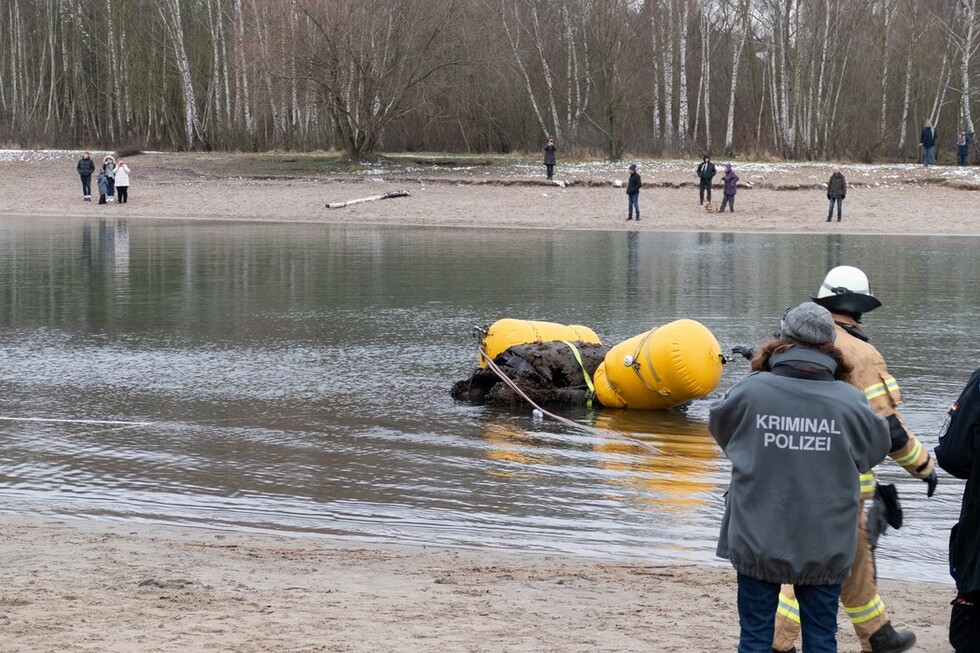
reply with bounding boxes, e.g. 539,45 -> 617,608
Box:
702,201 -> 716,213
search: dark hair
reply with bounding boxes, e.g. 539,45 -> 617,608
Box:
749,339 -> 852,380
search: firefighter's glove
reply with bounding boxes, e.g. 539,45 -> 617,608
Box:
922,470 -> 938,498
731,345 -> 755,361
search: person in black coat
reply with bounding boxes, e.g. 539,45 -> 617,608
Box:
696,155 -> 717,205
543,138 -> 556,180
626,164 -> 641,221
76,151 -> 96,201
936,367 -> 980,652
920,119 -> 937,166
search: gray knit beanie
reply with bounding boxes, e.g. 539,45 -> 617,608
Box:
780,302 -> 836,345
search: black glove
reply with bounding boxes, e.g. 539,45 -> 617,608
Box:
731,345 -> 756,361
922,470 -> 938,497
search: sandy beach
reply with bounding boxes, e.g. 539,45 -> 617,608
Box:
0,150 -> 971,651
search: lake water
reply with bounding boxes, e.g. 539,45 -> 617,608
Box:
0,217 -> 976,584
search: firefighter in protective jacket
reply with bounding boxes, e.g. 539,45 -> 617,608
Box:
766,266 -> 937,653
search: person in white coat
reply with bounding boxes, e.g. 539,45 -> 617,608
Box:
114,161 -> 130,204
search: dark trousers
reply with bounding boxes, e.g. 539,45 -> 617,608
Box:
107,178 -> 115,197
545,164 -> 554,180
827,197 -> 842,220
951,594 -> 980,652
117,186 -> 128,203
720,194 -> 735,212
959,153 -> 970,166
699,178 -> 712,203
80,174 -> 92,197
98,194 -> 107,205
627,193 -> 639,219
737,574 -> 841,653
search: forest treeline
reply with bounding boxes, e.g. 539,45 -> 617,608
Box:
1,0 -> 975,162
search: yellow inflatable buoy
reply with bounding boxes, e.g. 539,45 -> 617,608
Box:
479,318 -> 602,367
592,319 -> 723,410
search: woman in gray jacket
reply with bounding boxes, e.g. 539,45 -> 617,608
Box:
709,302 -> 890,653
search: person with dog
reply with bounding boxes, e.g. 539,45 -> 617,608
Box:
719,163 -> 738,213
696,155 -> 717,205
826,167 -> 846,222
710,301 -> 890,653
626,164 -> 641,221
935,367 -> 980,653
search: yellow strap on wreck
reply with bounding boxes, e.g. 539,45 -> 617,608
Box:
479,318 -> 602,368
592,319 -> 723,410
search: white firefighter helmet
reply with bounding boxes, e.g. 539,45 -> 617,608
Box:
812,265 -> 882,314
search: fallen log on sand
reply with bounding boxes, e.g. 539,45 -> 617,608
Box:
326,190 -> 410,209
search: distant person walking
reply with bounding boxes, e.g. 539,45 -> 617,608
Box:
826,167 -> 846,223
696,155 -> 717,205
543,138 -> 557,180
76,151 -> 95,201
102,155 -> 117,202
957,130 -> 973,166
626,164 -> 641,221
114,161 -> 130,204
920,119 -> 936,166
719,164 -> 738,213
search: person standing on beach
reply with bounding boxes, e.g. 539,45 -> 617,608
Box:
936,367 -> 980,653
76,151 -> 95,201
626,164 -> 641,221
920,119 -> 936,166
97,170 -> 109,205
114,161 -> 130,204
543,138 -> 557,180
711,302 -> 890,653
765,266 -> 935,653
696,155 -> 717,205
719,164 -> 738,213
826,167 -> 846,223
102,155 -> 117,202
957,130 -> 973,166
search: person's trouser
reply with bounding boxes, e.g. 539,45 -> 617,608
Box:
117,186 -> 128,203
827,197 -> 842,220
739,574 -> 841,653
107,178 -> 115,197
720,194 -> 735,212
699,178 -> 712,203
950,594 -> 980,652
774,500 -> 889,652
80,174 -> 91,197
959,153 -> 969,166
628,193 -> 639,219
924,145 -> 936,166
546,164 -> 554,180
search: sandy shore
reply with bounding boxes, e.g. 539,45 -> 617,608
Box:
0,515 -> 955,652
0,150 -> 967,651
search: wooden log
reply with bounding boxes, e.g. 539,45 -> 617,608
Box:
326,190 -> 410,209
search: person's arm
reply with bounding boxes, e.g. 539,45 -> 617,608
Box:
936,368 -> 980,479
854,407 -> 891,474
841,177 -> 846,199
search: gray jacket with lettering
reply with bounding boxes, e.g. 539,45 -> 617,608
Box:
709,348 -> 890,585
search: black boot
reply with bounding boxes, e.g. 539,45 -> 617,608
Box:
869,622 -> 916,653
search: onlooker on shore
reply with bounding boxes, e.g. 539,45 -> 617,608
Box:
102,155 -> 117,202
826,167 -> 846,223
543,138 -> 556,180
710,302 -> 890,653
626,164 -> 641,221
97,171 -> 109,205
957,130 -> 974,166
114,161 -> 130,204
696,155 -> 717,205
76,151 -> 95,201
935,367 -> 980,653
920,119 -> 936,166
719,164 -> 738,213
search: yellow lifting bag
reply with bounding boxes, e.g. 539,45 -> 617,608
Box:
480,318 -> 602,367
593,319 -> 723,410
